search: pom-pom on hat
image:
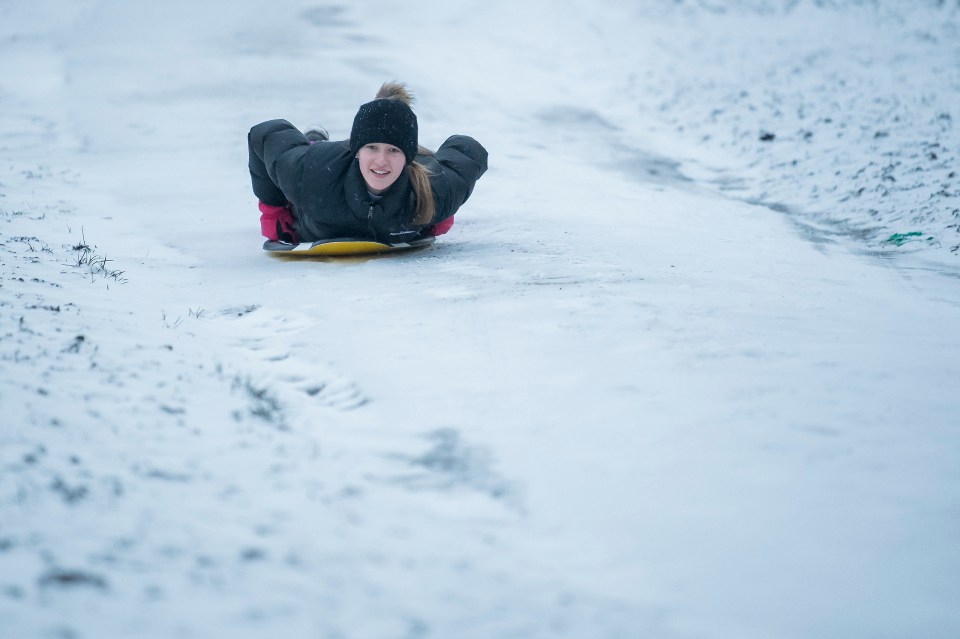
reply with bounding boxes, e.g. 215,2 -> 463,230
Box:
350,98 -> 419,165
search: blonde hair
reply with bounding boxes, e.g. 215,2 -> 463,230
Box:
375,82 -> 436,226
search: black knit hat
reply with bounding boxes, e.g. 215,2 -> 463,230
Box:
350,98 -> 419,165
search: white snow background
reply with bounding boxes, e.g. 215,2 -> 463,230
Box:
2,1 -> 959,637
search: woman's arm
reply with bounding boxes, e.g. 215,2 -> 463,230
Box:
429,135 -> 489,222
247,119 -> 310,206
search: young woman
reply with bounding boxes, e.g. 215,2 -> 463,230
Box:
248,82 -> 488,245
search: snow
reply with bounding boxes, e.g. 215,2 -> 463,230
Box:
2,1 -> 959,638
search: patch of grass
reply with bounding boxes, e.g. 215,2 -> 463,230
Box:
38,569 -> 108,590
232,375 -> 288,430
161,311 -> 183,329
161,307 -> 205,327
68,228 -> 127,283
0,209 -> 46,221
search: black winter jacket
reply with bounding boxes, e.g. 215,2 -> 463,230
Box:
248,119 -> 488,242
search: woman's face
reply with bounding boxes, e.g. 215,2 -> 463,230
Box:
357,143 -> 406,194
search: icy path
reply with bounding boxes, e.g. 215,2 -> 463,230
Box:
2,1 -> 959,638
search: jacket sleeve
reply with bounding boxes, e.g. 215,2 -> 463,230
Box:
247,119 -> 311,206
429,135 -> 488,223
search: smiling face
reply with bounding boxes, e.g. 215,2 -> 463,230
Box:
356,143 -> 406,194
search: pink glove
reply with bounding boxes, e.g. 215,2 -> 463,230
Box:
259,201 -> 298,243
426,215 -> 455,237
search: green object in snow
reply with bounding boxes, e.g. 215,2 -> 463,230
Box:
884,232 -> 925,246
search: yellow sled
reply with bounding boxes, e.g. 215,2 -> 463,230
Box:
263,236 -> 435,257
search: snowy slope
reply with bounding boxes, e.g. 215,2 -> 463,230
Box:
2,1 -> 959,638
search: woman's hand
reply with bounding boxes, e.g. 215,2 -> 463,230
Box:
259,201 -> 298,244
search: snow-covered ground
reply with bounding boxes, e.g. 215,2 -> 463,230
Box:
2,1 -> 959,637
